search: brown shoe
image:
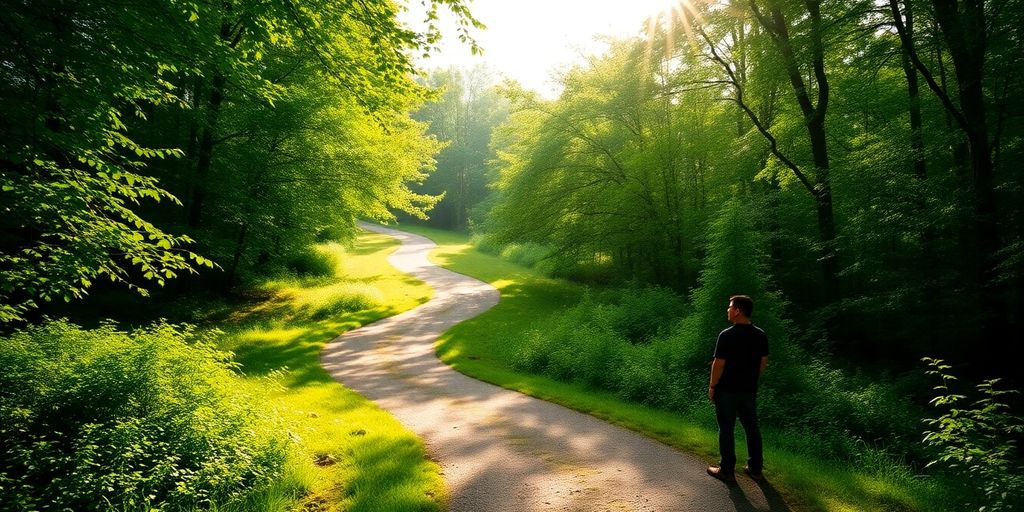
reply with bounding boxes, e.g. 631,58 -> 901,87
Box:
707,465 -> 736,483
743,465 -> 765,481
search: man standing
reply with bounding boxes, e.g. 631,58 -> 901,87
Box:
706,295 -> 769,483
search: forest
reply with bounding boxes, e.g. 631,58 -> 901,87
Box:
2,0 -> 1023,510
404,0 -> 1024,508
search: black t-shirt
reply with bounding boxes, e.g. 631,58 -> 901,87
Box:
712,323 -> 769,393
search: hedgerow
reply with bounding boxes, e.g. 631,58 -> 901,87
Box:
0,320 -> 290,511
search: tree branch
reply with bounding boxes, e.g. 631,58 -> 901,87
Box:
697,25 -> 818,197
888,0 -> 970,132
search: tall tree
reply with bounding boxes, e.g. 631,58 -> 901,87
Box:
488,40 -> 732,288
410,66 -> 509,231
888,0 -> 1024,364
691,0 -> 842,316
0,0 -> 480,321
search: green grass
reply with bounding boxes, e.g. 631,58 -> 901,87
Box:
209,235 -> 445,511
393,223 -> 954,512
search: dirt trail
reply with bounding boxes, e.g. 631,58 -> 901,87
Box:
321,223 -> 788,511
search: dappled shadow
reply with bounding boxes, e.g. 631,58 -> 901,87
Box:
346,233 -> 399,256
320,223 -> 793,511
229,309 -> 397,389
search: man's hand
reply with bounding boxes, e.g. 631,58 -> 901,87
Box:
709,358 -> 725,401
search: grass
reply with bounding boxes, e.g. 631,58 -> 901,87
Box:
392,223 -> 955,512
205,235 -> 444,511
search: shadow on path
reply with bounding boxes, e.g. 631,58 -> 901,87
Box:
321,222 -> 792,511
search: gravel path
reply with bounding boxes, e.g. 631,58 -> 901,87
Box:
321,223 -> 791,511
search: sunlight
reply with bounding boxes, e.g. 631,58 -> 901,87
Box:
640,0 -> 704,79
634,0 -> 688,17
406,0 -> 714,98
640,0 -> 704,48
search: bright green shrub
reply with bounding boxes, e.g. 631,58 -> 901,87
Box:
469,232 -> 504,255
0,320 -> 290,511
499,243 -> 551,269
512,288 -> 683,395
470,235 -> 560,275
284,247 -> 337,278
512,297 -> 625,388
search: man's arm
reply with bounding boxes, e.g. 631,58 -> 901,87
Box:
759,356 -> 768,376
709,358 -> 726,400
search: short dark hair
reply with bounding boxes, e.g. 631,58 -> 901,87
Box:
729,295 -> 753,317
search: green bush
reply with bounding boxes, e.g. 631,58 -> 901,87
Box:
613,345 -> 673,405
469,232 -> 504,255
499,243 -> 551,269
608,286 -> 684,343
922,358 -> 1024,512
283,247 -> 337,278
509,282 -> 931,476
0,320 -> 290,511
512,287 -> 686,398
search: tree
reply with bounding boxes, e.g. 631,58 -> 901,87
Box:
888,0 -> 1023,343
687,0 -> 843,320
0,0 -> 213,322
409,66 -> 509,231
487,40 -> 734,288
0,0 -> 481,321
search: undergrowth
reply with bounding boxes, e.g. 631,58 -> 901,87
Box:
0,321 -> 291,511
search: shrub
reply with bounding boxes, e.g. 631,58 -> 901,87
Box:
304,284 -> 382,321
512,297 -> 624,389
283,247 -> 337,278
922,358 -> 1024,512
610,286 -> 685,343
469,232 -> 504,256
0,320 -> 290,511
499,243 -> 551,269
613,345 -> 672,406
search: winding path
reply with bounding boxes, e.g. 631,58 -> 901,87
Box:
321,223 -> 788,511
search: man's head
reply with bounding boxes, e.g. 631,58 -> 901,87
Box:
728,295 -> 753,323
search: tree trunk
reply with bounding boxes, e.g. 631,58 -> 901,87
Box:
808,121 -> 839,305
752,0 -> 841,307
187,70 -> 226,228
186,19 -> 233,228
226,222 -> 248,289
928,0 -> 1004,342
897,2 -> 927,184
182,76 -> 204,221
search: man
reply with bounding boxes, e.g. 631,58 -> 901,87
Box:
706,294 -> 769,483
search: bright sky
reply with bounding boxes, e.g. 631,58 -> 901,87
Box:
405,0 -> 680,98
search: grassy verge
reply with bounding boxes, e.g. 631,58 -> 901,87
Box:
210,232 -> 444,511
393,223 -> 952,512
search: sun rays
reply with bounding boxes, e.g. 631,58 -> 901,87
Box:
640,0 -> 706,87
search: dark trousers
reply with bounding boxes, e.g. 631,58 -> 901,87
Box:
714,390 -> 763,473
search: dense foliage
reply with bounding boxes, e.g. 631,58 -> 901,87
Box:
922,358 -> 1024,512
0,320 -> 289,511
404,66 -> 510,231
481,0 -> 1023,382
0,0 -> 481,320
0,1 -> 481,510
512,199 -> 923,464
465,0 -> 1023,508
